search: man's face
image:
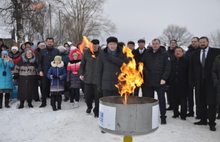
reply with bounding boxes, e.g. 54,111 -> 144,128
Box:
174,48 -> 184,58
108,42 -> 117,51
152,40 -> 160,51
170,41 -> 177,49
191,38 -> 199,48
26,44 -> 31,49
46,39 -> 54,48
138,42 -> 145,49
127,44 -> 135,50
199,39 -> 209,49
92,44 -> 99,52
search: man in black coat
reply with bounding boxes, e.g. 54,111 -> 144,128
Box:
132,39 -> 147,96
189,36 -> 220,131
169,47 -> 189,120
38,37 -> 60,107
184,37 -> 200,118
142,38 -> 171,124
79,39 -> 102,117
96,36 -> 129,97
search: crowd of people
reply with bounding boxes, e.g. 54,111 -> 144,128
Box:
0,36 -> 220,132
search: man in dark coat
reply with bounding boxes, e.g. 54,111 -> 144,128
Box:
184,37 -> 200,118
142,38 -> 171,124
212,55 -> 220,119
169,47 -> 189,120
38,37 -> 60,107
189,36 -> 220,131
79,39 -> 102,117
132,39 -> 146,96
166,39 -> 178,110
96,36 -> 129,97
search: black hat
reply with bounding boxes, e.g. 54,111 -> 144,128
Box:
106,36 -> 118,44
25,42 -> 31,46
91,39 -> 100,45
138,39 -> 145,43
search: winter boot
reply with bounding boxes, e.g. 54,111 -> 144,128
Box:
160,116 -> 167,125
51,95 -> 57,111
18,100 -> 25,109
57,95 -> 62,110
74,101 -> 79,108
0,94 -> 3,109
28,100 -> 33,108
4,93 -> 10,108
70,102 -> 74,109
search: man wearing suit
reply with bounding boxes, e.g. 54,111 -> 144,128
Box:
189,36 -> 220,131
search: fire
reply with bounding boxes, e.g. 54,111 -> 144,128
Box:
79,36 -> 96,58
115,46 -> 144,104
32,2 -> 44,9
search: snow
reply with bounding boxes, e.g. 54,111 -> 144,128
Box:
0,92 -> 220,142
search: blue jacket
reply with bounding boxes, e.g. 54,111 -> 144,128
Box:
47,61 -> 66,86
0,58 -> 14,89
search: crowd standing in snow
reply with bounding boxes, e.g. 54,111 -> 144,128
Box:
0,36 -> 220,132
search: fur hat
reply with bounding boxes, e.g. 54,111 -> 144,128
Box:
57,46 -> 67,53
106,36 -> 118,44
38,43 -> 46,48
69,48 -> 82,60
91,39 -> 100,45
54,55 -> 62,62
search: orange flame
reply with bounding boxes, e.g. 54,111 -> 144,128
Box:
32,2 -> 44,9
79,36 -> 96,58
115,46 -> 144,104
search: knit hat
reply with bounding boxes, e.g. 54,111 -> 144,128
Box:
54,55 -> 62,62
38,43 -> 46,48
11,46 -> 18,51
106,36 -> 118,44
57,46 -> 67,53
91,39 -> 100,45
1,50 -> 8,55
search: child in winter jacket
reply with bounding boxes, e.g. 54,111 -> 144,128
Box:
47,56 -> 66,111
67,48 -> 82,108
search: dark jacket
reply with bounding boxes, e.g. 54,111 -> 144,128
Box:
14,53 -> 38,100
184,45 -> 200,60
169,57 -> 189,98
132,47 -> 147,64
142,48 -> 171,87
47,61 -> 67,92
189,47 -> 220,104
38,46 -> 60,75
167,47 -> 176,61
79,48 -> 102,84
212,55 -> 220,104
60,51 -> 69,68
97,46 -> 129,90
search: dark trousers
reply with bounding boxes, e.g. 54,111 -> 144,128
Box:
103,90 -> 120,97
143,86 -> 166,117
84,83 -> 102,115
70,88 -> 80,102
134,84 -> 145,96
200,79 -> 216,126
41,76 -> 51,104
172,96 -> 187,118
187,87 -> 194,114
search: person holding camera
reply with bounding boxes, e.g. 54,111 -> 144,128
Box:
0,50 -> 14,109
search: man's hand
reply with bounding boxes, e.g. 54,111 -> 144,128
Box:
39,71 -> 44,77
160,79 -> 166,85
79,75 -> 84,81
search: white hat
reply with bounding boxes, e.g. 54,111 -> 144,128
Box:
67,41 -> 72,45
38,43 -> 46,48
70,46 -> 77,51
11,46 -> 18,51
57,45 -> 67,53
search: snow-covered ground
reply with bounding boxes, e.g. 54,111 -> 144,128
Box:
0,92 -> 220,142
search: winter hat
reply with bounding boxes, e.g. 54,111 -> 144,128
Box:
91,39 -> 100,45
70,46 -> 77,51
54,55 -> 62,62
106,36 -> 118,44
38,43 -> 46,48
57,46 -> 67,53
1,50 -> 8,55
67,41 -> 72,45
11,46 -> 18,51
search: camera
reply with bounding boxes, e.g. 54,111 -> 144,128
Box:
4,55 -> 7,58
2,71 -> 6,76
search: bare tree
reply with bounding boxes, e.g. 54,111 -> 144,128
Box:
53,0 -> 116,44
159,24 -> 193,47
210,30 -> 220,48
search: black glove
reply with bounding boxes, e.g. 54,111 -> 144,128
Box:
53,75 -> 60,79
